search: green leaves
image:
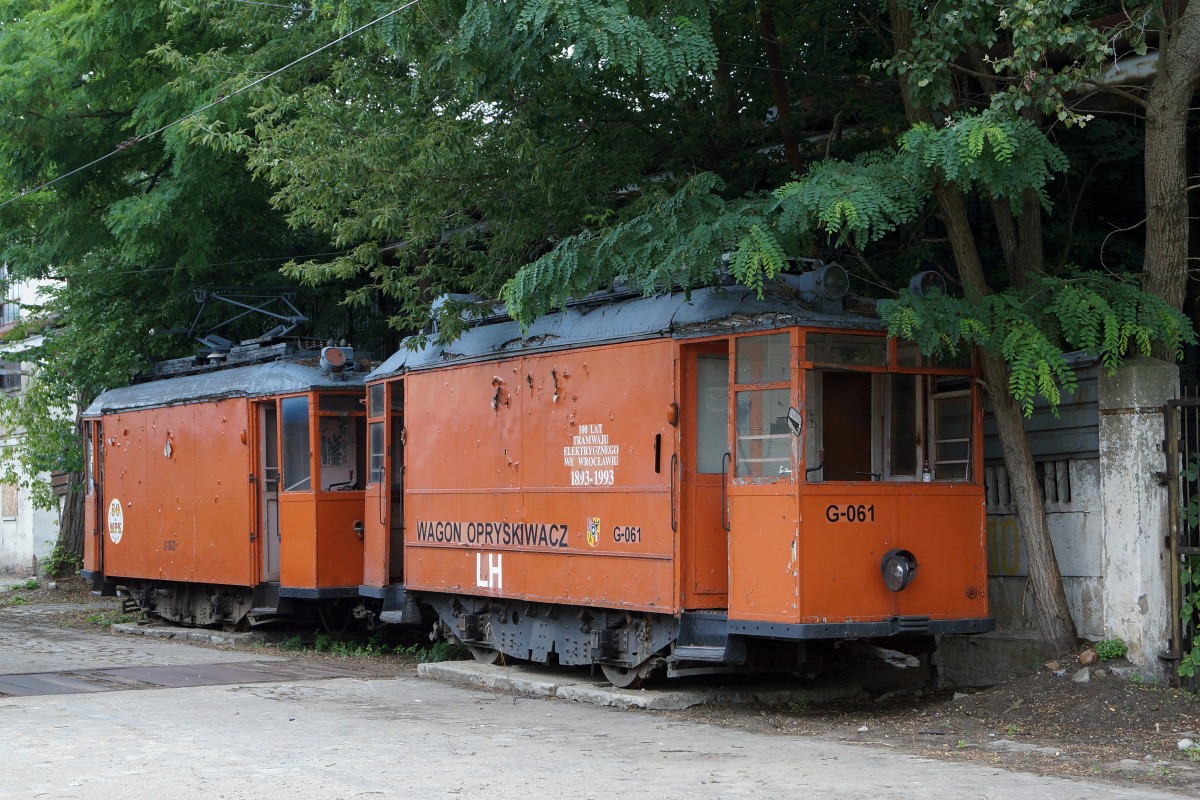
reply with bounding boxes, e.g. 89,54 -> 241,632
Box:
900,109 -> 1068,208
880,273 -> 1196,415
887,0 -> 1114,124
775,151 -> 927,247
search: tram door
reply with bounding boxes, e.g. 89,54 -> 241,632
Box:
387,381 -> 404,581
257,403 -> 281,582
83,420 -> 103,574
679,343 -> 730,609
364,380 -> 405,586
725,332 -> 801,621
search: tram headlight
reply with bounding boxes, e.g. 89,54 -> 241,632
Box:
795,263 -> 850,304
881,549 -> 918,592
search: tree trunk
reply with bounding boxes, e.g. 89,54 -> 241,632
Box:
979,353 -> 1078,651
757,2 -> 803,171
1141,2 -> 1200,311
936,184 -> 1081,657
888,0 -> 1080,656
54,471 -> 85,577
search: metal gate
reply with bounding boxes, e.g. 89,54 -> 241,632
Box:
1164,393 -> 1200,687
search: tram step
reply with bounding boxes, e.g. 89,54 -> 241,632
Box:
120,597 -> 140,614
671,645 -> 729,662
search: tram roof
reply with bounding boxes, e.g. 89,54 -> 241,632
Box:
83,360 -> 364,416
368,283 -> 881,381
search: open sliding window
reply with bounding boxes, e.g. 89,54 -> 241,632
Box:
804,332 -> 976,482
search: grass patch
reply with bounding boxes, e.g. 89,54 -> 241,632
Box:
85,611 -> 135,627
10,578 -> 39,591
5,595 -> 28,606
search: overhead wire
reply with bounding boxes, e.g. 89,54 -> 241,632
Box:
0,0 -> 422,213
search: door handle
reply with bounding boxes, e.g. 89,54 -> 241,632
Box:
670,453 -> 679,533
721,452 -> 731,532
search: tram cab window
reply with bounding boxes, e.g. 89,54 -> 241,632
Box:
805,370 -> 971,482
319,414 -> 365,490
318,393 -> 366,491
281,396 -> 311,492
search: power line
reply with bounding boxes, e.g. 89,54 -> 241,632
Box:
45,248 -> 354,279
0,0 -> 421,212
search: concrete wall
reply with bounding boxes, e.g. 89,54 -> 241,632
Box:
979,356 -> 1177,680
0,276 -> 62,575
985,458 -> 1105,640
0,438 -> 60,574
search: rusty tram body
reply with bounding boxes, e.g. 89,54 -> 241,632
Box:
81,345 -> 368,626
79,274 -> 992,683
362,279 -> 993,685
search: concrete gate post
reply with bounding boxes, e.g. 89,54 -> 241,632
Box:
1098,356 -> 1178,679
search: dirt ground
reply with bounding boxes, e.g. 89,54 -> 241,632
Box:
6,577 -> 1200,794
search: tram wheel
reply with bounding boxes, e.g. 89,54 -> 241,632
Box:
467,645 -> 508,666
600,660 -> 654,690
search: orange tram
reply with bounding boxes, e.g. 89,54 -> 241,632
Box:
83,272 -> 992,685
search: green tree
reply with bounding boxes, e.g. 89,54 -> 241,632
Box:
0,0 -> 361,564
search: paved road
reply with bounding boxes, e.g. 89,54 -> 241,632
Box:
0,606 -> 1192,800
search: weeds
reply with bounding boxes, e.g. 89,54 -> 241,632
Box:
10,578 -> 38,591
273,631 -> 469,662
38,546 -> 81,579
84,610 -> 135,627
279,634 -> 306,651
6,595 -> 27,606
1095,638 -> 1128,661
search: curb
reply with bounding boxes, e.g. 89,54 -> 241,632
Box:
417,660 -> 862,710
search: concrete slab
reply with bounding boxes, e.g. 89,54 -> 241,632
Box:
418,660 -> 862,710
0,618 -> 285,675
111,622 -> 282,648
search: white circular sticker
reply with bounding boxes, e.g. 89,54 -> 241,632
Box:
107,498 -> 124,544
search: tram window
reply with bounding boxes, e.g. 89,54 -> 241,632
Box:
895,340 -> 973,370
895,341 -> 928,368
369,421 -> 385,485
806,333 -> 887,367
319,394 -> 361,414
736,334 -> 790,384
932,390 -> 971,480
85,424 -> 95,496
735,388 -> 791,478
319,414 -> 364,490
281,396 -> 312,492
368,384 -> 385,417
696,355 -> 729,473
805,368 -> 972,482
